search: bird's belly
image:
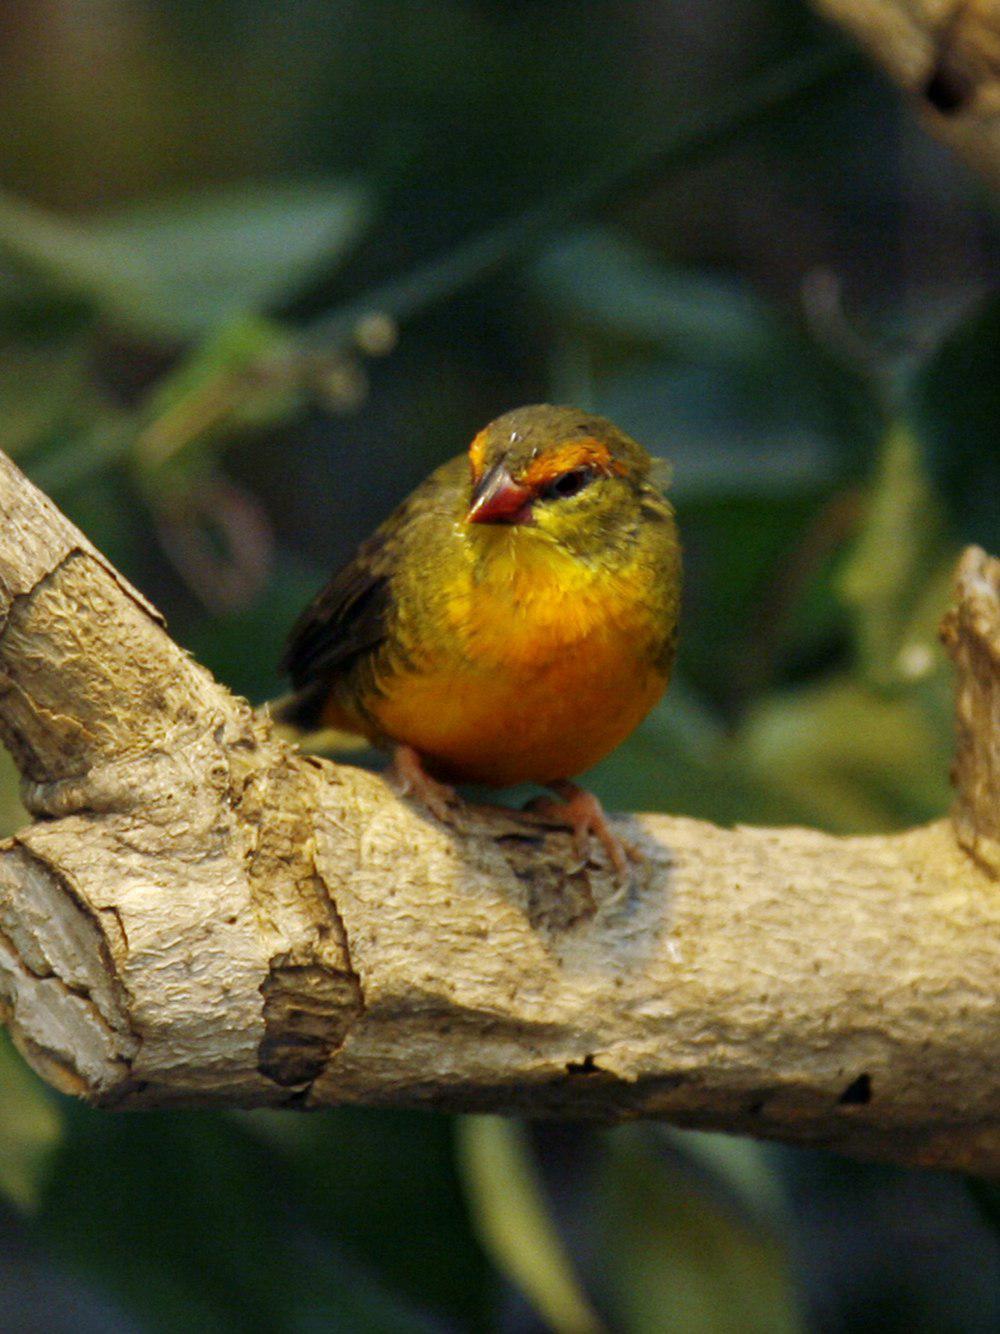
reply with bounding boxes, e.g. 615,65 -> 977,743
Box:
368,634 -> 666,788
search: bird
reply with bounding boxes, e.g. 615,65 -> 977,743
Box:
277,404 -> 681,877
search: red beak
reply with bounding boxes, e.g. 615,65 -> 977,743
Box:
467,466 -> 534,525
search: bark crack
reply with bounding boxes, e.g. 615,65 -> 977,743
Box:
238,757 -> 365,1090
0,910 -> 139,1101
5,839 -> 140,1043
0,546 -> 81,639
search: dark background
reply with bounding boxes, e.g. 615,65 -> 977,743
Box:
0,1 -> 998,1330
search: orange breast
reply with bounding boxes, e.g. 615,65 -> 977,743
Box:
370,652 -> 665,787
366,544 -> 670,787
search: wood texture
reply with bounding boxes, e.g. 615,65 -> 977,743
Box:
0,448 -> 997,1174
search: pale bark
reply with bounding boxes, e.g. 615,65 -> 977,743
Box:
0,448 -> 997,1175
814,0 -> 1000,189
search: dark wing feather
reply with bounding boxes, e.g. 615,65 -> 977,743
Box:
280,533 -> 394,690
278,455 -> 466,730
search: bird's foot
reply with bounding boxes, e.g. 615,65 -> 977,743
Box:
386,744 -> 459,823
526,781 -> 637,884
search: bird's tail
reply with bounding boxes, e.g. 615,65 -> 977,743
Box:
267,686 -> 370,752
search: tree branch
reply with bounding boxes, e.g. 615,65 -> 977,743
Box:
0,448 -> 997,1175
814,0 -> 1000,188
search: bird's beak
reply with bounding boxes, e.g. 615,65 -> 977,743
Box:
466,465 -> 534,525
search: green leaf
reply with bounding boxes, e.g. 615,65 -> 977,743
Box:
131,314 -> 301,477
0,181 -> 370,341
457,1116 -> 606,1334
736,675 -> 953,833
25,317 -> 305,500
658,1130 -> 789,1233
0,1031 -> 63,1212
600,1127 -> 803,1334
836,425 -> 956,688
532,230 -> 786,367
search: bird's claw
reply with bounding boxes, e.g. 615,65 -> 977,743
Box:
526,782 -> 638,887
387,744 -> 459,823
388,750 -> 639,893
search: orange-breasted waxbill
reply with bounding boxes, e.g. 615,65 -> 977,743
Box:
279,404 -> 681,875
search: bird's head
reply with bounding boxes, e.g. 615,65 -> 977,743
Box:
464,404 -> 666,560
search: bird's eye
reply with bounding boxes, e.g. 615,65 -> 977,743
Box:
541,467 -> 594,502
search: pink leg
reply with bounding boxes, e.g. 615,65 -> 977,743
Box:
386,744 -> 459,823
528,781 -> 635,881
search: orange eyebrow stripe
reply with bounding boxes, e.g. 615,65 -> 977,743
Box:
521,439 -> 624,490
468,429 -> 490,483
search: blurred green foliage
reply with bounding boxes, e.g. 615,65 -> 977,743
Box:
599,1129 -> 802,1334
458,1117 -> 605,1334
0,1032 -> 61,1214
0,0 -> 997,1330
